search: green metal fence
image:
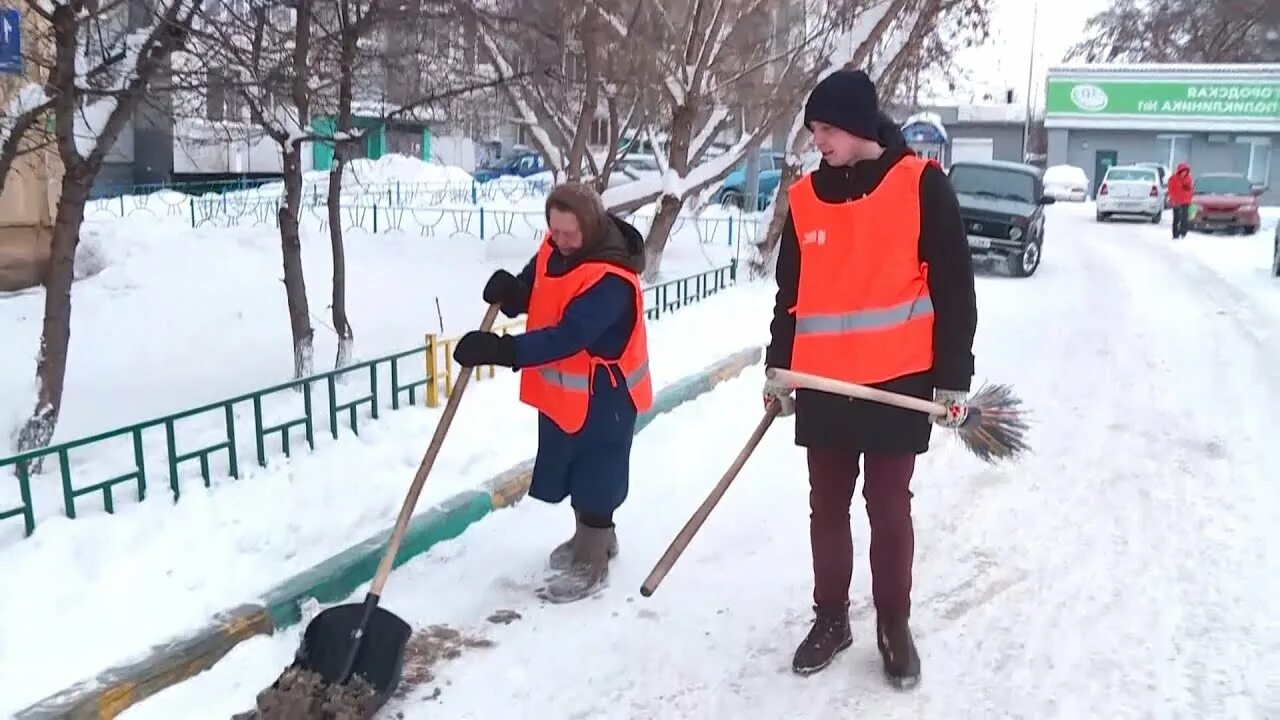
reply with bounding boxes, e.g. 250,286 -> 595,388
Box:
0,262 -> 739,539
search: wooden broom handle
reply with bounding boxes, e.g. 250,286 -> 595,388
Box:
640,404 -> 780,597
766,368 -> 946,418
370,303 -> 503,596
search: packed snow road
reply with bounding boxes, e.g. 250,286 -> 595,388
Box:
127,204 -> 1280,719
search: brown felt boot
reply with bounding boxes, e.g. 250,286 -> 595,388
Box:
539,521 -> 613,604
549,512 -> 618,571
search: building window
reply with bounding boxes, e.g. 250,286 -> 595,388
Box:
564,52 -> 587,84
589,117 -> 610,147
1234,137 -> 1271,187
206,70 -> 242,122
1155,134 -> 1190,169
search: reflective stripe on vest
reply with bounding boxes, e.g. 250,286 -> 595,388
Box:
517,236 -> 654,433
786,155 -> 935,385
794,296 -> 935,336
536,359 -> 650,392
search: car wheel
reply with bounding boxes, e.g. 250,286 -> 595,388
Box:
1096,212 -> 1108,222
1150,212 -> 1162,224
719,191 -> 744,209
1007,241 -> 1040,278
1244,225 -> 1259,236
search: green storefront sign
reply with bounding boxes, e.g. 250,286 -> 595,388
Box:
1046,78 -> 1280,119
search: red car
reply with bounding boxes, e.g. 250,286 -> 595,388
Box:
1190,173 -> 1264,235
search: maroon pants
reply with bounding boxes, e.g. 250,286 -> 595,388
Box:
807,447 -> 916,616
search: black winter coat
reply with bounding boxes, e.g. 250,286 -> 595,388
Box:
766,145 -> 978,454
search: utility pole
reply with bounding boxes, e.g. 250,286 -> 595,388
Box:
1021,0 -> 1040,163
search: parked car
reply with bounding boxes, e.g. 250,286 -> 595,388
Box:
1096,165 -> 1164,224
1134,161 -> 1171,208
948,160 -> 1055,278
472,149 -> 547,183
714,151 -> 786,211
1189,173 -> 1263,235
1042,164 -> 1089,202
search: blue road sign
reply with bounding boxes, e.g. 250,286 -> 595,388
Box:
1,8 -> 22,76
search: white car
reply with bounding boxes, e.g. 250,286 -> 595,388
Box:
1095,165 -> 1164,224
1043,164 -> 1089,202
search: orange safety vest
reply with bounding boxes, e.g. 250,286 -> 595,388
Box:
518,237 -> 653,433
787,155 -> 935,385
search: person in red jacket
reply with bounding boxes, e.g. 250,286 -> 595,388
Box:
1168,162 -> 1195,239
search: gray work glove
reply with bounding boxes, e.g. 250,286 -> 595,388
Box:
933,388 -> 969,428
762,373 -> 796,417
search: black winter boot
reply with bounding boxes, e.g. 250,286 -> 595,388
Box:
876,614 -> 921,689
791,606 -> 853,676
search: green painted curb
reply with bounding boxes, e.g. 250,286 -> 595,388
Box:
260,489 -> 495,629
18,345 -> 764,719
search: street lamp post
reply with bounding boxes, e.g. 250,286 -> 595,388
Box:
1022,0 -> 1040,163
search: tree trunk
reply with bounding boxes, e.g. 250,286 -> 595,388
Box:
329,15 -> 357,370
327,152 -> 352,369
641,194 -> 684,284
750,157 -> 801,278
279,149 -> 314,379
15,172 -> 89,453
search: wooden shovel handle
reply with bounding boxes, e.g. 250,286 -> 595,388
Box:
765,368 -> 946,418
640,404 -> 780,598
369,303 -> 503,596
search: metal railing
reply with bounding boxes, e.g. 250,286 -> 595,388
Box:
0,262 -> 739,540
84,177 -> 555,216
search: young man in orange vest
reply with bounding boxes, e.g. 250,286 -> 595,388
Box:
452,182 -> 653,604
763,70 -> 978,688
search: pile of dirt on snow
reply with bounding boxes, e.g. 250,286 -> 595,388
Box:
232,667 -> 379,720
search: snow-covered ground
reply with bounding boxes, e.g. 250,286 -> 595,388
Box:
117,202 -> 1280,718
0,285 -> 774,718
1170,206 -> 1280,322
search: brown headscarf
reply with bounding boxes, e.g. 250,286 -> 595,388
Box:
544,182 -> 645,274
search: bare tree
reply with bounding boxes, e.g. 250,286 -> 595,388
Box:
748,0 -> 993,278
181,0 -> 328,380
470,0 -> 657,190
593,0 -> 872,282
309,0 -> 534,369
2,0 -> 202,454
1068,0 -> 1278,63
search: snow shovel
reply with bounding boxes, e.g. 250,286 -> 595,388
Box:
285,303 -> 503,710
640,402 -> 781,597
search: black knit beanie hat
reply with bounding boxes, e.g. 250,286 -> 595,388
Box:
804,69 -> 880,141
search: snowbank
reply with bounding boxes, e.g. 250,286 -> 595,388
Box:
301,154 -> 474,187
0,213 -> 740,450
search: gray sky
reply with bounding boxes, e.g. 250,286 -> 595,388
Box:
936,0 -> 1113,106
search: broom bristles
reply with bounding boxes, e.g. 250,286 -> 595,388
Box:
954,383 -> 1030,463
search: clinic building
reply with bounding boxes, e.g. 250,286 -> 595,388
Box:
1044,63 -> 1280,204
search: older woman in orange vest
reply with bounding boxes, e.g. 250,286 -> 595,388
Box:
762,70 -> 978,689
452,182 -> 652,604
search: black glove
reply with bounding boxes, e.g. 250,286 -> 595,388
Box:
452,331 -> 517,368
482,270 -> 522,305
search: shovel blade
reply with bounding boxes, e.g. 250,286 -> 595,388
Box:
295,602 -> 412,706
